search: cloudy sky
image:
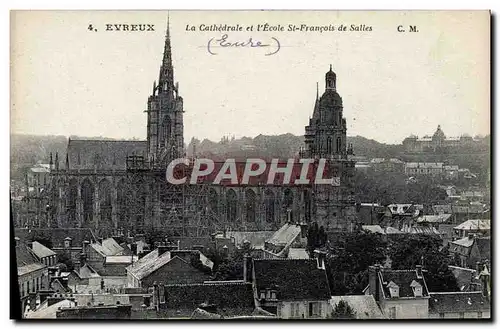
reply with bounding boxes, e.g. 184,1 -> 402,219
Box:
11,10 -> 490,144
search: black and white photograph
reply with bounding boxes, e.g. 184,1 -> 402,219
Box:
9,10 -> 491,320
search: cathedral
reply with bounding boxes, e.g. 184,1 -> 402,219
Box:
44,22 -> 356,237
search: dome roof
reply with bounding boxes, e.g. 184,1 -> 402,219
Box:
432,125 -> 446,140
319,90 -> 343,106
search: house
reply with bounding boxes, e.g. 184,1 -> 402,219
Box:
251,256 -> 332,319
428,292 -> 490,319
153,281 -> 255,318
126,246 -> 213,288
330,295 -> 385,319
453,220 -> 490,238
405,162 -> 444,177
370,158 -> 405,173
365,265 -> 430,319
84,238 -> 138,277
15,237 -> 49,314
449,235 -> 490,268
31,241 -> 58,268
356,203 -> 390,225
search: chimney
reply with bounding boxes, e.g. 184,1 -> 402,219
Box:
79,252 -> 87,267
313,250 -> 326,270
415,264 -> 423,279
476,261 -> 482,273
368,264 -> 382,301
64,237 -> 72,249
300,223 -> 308,238
243,255 -> 253,283
130,242 -> 138,255
82,240 -> 90,255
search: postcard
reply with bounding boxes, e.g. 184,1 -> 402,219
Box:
10,10 -> 491,320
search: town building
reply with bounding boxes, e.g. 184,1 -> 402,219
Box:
402,125 -> 480,153
428,291 -> 490,319
126,246 -> 213,288
453,219 -> 490,238
251,257 -> 332,319
365,265 -> 430,319
449,235 -> 490,269
16,237 -> 49,313
405,162 -> 444,177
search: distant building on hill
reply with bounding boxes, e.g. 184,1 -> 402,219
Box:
402,125 -> 480,153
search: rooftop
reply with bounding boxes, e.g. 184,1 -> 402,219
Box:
253,258 -> 331,301
31,241 -> 57,259
429,291 -> 490,314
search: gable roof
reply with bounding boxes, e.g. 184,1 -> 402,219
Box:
66,139 -> 147,170
252,259 -> 331,301
416,214 -> 452,224
265,223 -> 302,247
31,241 -> 57,259
449,266 -> 480,292
16,240 -> 45,276
330,295 -> 385,319
454,220 -> 490,231
91,238 -> 128,257
379,269 -> 429,298
15,228 -> 97,248
429,292 -> 490,314
164,281 -> 255,317
126,249 -> 170,280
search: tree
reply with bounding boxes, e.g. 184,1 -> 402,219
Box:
330,300 -> 356,319
209,244 -> 254,281
388,234 -> 459,292
326,231 -> 386,295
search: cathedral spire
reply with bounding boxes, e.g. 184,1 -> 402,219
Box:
159,14 -> 174,94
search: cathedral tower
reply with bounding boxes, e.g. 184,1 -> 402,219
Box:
304,66 -> 356,232
146,18 -> 184,166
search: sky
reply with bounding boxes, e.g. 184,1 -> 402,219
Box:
11,10 -> 490,144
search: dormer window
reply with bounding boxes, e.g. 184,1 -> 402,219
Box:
387,281 -> 399,298
260,291 -> 266,300
410,280 -> 423,297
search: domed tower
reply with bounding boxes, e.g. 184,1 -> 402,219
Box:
303,66 -> 356,233
305,65 -> 347,158
146,17 -> 184,166
432,125 -> 446,147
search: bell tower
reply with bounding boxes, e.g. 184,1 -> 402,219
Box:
146,16 -> 184,166
303,66 -> 356,233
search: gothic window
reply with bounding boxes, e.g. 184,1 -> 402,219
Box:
264,189 -> 275,223
245,189 -> 256,223
226,189 -> 237,222
336,137 -> 342,154
116,179 -> 129,231
66,179 -> 78,226
134,179 -> 147,233
303,189 -> 312,222
98,179 -> 113,232
208,188 -> 219,217
81,178 -> 94,226
327,137 -> 332,154
165,117 -> 172,139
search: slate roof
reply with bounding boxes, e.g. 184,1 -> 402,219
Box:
105,255 -> 138,264
126,249 -> 172,280
454,220 -> 490,231
252,259 -> 331,301
66,139 -> 147,170
449,266 -> 479,292
266,223 -> 302,247
226,231 -> 274,248
416,214 -> 452,224
31,241 -> 57,259
330,295 -> 385,319
16,240 -> 46,276
379,269 -> 429,299
91,238 -> 129,257
15,228 -> 97,248
164,281 -> 255,317
429,292 -> 490,314
26,299 -> 76,319
287,248 -> 309,259
476,238 -> 491,260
